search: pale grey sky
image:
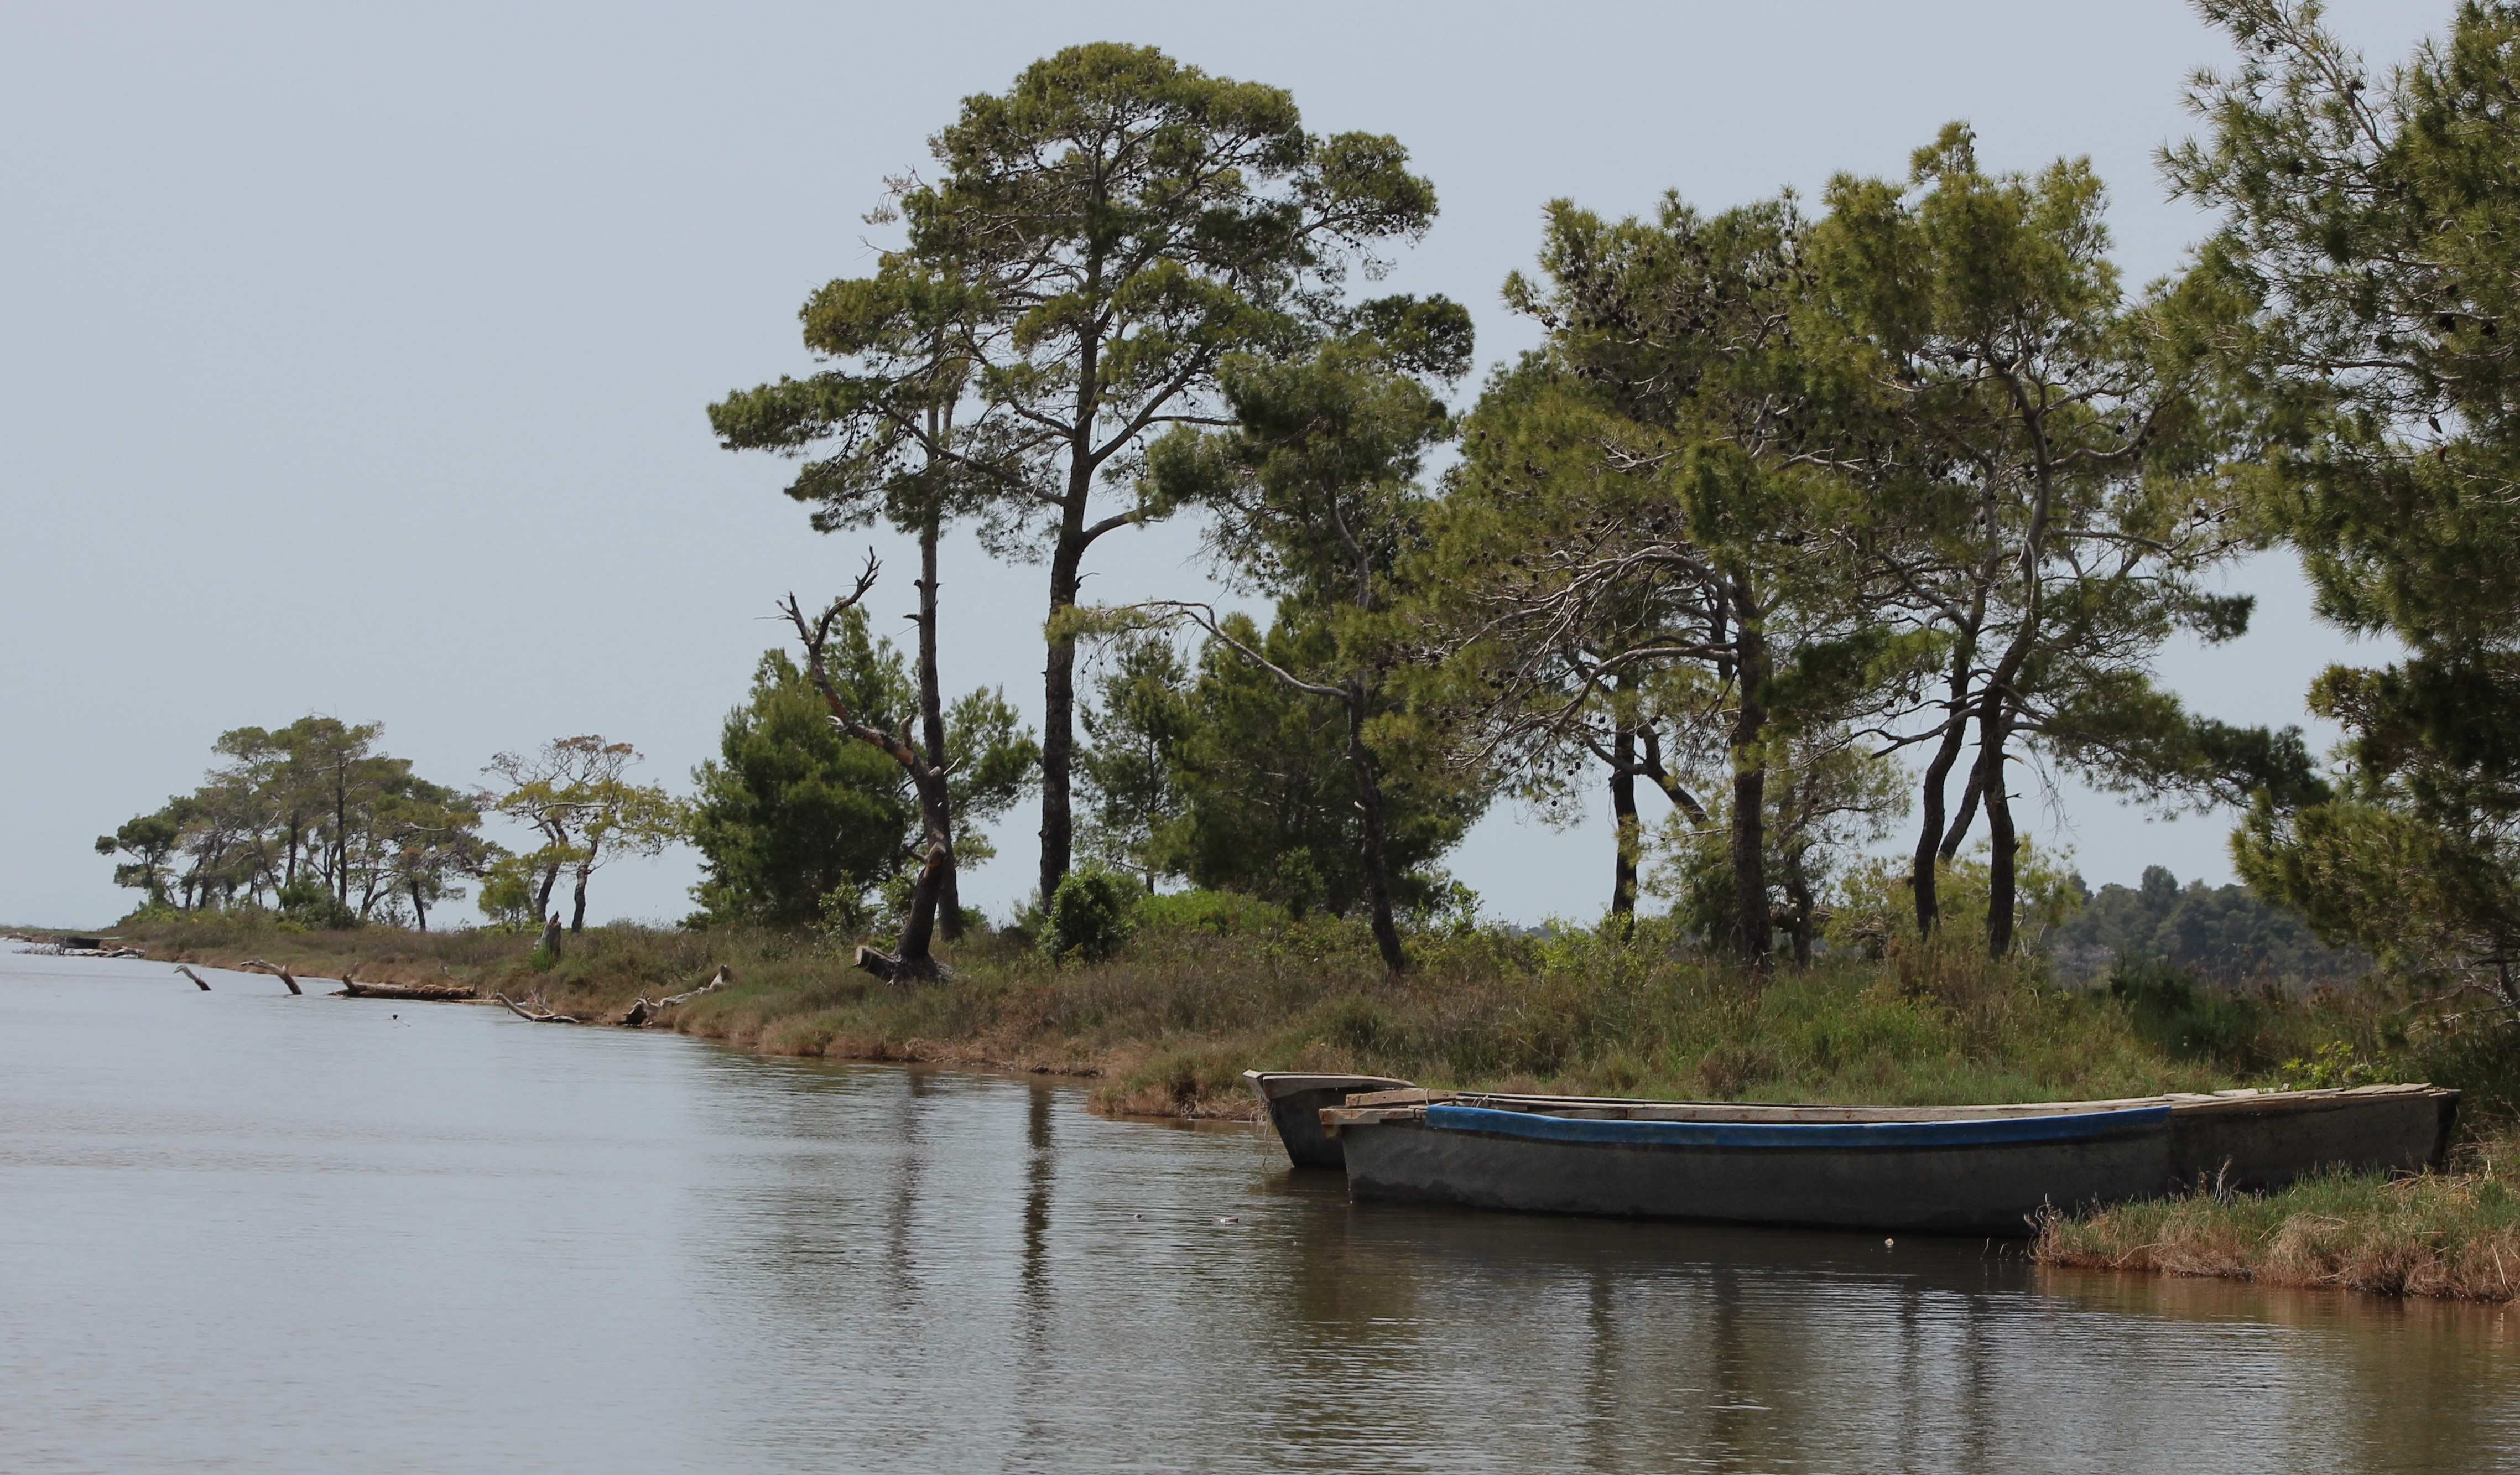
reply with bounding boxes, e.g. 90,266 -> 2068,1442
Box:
0,1 -> 2441,928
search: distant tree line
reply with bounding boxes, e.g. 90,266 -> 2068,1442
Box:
100,718 -> 491,929
100,721 -> 676,932
2050,865 -> 2367,987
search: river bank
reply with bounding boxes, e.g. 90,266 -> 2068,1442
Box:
91,910 -> 2282,1116
2036,1152 -> 2520,1302
42,907 -> 2520,1303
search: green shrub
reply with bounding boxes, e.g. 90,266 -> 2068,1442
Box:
2111,957 -> 2262,1062
274,879 -> 358,932
1132,889 -> 1288,936
2278,1039 -> 2380,1091
1040,866 -> 1136,965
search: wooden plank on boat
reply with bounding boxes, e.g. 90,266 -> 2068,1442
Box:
1320,1105 -> 1428,1129
1344,1087 -> 1448,1108
2164,1083 -> 2445,1116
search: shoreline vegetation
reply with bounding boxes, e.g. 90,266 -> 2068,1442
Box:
38,902 -> 2520,1305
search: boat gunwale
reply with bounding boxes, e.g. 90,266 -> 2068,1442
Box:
1321,1082 -> 2453,1126
1241,1069 -> 1413,1104
1416,1100 -> 2175,1150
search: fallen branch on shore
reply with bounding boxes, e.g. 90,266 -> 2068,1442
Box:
617,965 -> 731,1027
176,965 -> 212,991
236,959 -> 303,995
496,993 -> 577,1024
339,976 -> 477,1002
854,946 -> 951,984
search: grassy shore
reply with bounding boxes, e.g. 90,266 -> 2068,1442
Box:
2036,1143 -> 2520,1302
93,906 -> 2497,1109
69,903 -> 2520,1301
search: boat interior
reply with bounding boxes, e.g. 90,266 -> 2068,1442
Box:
1313,1082 -> 2451,1130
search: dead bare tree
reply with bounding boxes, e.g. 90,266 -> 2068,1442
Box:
780,552 -> 955,983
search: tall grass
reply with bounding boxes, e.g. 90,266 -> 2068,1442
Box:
2036,1133 -> 2520,1302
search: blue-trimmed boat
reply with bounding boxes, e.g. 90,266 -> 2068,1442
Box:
1246,1075 -> 2458,1237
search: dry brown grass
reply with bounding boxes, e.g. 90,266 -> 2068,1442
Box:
2037,1133 -> 2520,1302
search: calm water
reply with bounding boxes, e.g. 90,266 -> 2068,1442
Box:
4,950 -> 2516,1473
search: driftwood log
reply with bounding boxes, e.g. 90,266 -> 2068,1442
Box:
495,993 -> 577,1025
236,959 -> 303,995
339,978 -> 476,1002
176,965 -> 212,991
617,965 -> 731,1027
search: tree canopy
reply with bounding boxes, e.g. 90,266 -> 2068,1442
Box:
2170,1 -> 2520,1011
711,43 -> 1443,906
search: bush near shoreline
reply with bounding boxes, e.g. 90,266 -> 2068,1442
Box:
77,898 -> 2520,1303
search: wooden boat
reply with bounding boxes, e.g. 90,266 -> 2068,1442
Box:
1272,1080 -> 2457,1237
1243,1071 -> 1413,1168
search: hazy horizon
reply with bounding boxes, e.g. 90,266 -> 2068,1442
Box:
1,1 -> 2439,929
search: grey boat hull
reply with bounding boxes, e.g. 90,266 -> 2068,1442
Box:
1303,1083 -> 2460,1237
2170,1087 -> 2456,1190
1242,1071 -> 1413,1169
1340,1104 -> 2174,1237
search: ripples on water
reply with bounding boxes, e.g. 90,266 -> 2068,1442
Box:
2,951 -> 2514,1473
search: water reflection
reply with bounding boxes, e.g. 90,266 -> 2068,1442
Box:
3,951 -> 2515,1474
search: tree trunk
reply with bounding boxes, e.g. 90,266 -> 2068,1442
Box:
1342,687 -> 1408,978
1939,759 -> 1985,863
335,780 -> 350,908
1608,724 -> 1639,932
570,870 -> 589,932
1910,679 -> 1972,938
1787,865 -> 1816,969
410,882 -> 429,932
534,858 -> 561,920
1978,699 -> 2018,958
897,757 -> 958,977
1039,515 -> 1086,906
892,843 -> 948,981
1727,600 -> 1772,967
785,580 -> 957,981
916,510 -> 964,941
